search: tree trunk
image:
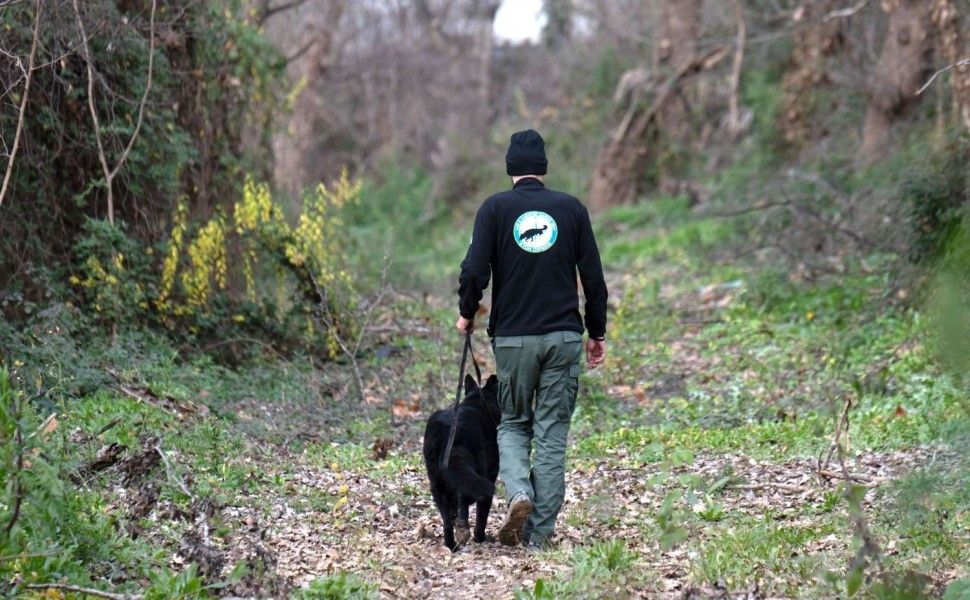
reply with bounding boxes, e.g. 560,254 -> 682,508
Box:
588,0 -> 703,211
930,0 -> 970,132
859,0 -> 934,164
653,0 -> 703,144
589,46 -> 727,213
779,0 -> 845,147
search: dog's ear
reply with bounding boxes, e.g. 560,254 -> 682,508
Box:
484,374 -> 498,394
464,373 -> 477,394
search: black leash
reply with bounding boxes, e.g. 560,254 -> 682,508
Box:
440,331 -> 483,469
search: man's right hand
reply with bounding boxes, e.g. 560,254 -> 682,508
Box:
456,315 -> 474,334
586,338 -> 606,369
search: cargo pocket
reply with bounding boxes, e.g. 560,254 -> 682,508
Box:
497,370 -> 514,417
558,363 -> 581,420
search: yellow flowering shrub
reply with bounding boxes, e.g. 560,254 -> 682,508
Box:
155,172 -> 361,346
157,198 -> 188,314
181,215 -> 229,308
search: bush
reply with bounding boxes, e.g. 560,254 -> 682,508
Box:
931,222 -> 970,391
902,137 -> 969,264
296,572 -> 378,600
72,218 -> 159,327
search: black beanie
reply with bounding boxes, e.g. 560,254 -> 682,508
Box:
505,129 -> 548,176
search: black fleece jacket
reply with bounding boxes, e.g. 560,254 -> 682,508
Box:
458,178 -> 608,339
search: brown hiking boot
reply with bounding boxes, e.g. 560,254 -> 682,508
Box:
498,494 -> 532,546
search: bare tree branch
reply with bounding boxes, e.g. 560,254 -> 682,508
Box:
0,0 -> 42,208
823,0 -> 871,21
258,0 -> 311,25
917,58 -> 970,95
285,37 -> 317,65
72,0 -> 157,225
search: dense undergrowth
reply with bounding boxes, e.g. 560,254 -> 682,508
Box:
3,166 -> 969,597
2,55 -> 970,599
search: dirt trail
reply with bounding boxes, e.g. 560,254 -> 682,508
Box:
217,438 -> 939,598
207,270 -> 948,598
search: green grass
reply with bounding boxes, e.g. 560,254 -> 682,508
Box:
690,517 -> 840,593
295,572 -> 378,599
515,540 -> 648,599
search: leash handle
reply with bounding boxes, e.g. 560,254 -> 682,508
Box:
440,331 -> 479,470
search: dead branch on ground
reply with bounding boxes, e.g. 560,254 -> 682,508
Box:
0,0 -> 42,208
71,0 -> 157,225
728,481 -> 809,494
23,583 -> 143,600
818,469 -> 881,485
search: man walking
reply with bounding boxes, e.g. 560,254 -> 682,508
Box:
456,129 -> 608,548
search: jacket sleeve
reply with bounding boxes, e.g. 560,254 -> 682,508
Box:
576,203 -> 608,339
458,202 -> 493,319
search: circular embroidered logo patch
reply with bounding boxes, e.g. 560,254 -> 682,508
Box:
513,211 -> 558,253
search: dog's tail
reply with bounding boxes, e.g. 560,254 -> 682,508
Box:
444,448 -> 495,501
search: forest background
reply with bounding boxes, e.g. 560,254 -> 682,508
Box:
1,0 -> 969,598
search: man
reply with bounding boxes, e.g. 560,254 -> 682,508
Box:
456,129 -> 608,548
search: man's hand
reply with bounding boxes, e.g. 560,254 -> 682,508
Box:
456,316 -> 475,334
586,338 -> 606,369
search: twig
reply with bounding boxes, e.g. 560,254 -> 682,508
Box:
154,443 -> 194,500
72,0 -> 156,224
917,58 -> 970,95
23,583 -> 143,600
309,257 -> 390,402
284,38 -> 317,65
695,199 -> 792,218
26,411 -> 56,440
257,0 -> 311,24
728,481 -> 808,494
823,0 -> 870,21
818,397 -> 852,474
0,0 -> 42,208
818,469 -> 881,485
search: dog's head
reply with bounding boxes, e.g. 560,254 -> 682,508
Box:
463,374 -> 499,414
464,373 -> 497,395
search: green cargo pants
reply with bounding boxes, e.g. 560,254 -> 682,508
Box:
493,330 -> 583,544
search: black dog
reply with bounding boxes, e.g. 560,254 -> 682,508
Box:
423,373 -> 500,551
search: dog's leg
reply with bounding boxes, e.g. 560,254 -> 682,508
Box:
441,505 -> 457,551
432,485 -> 458,550
455,501 -> 471,546
474,497 -> 492,542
